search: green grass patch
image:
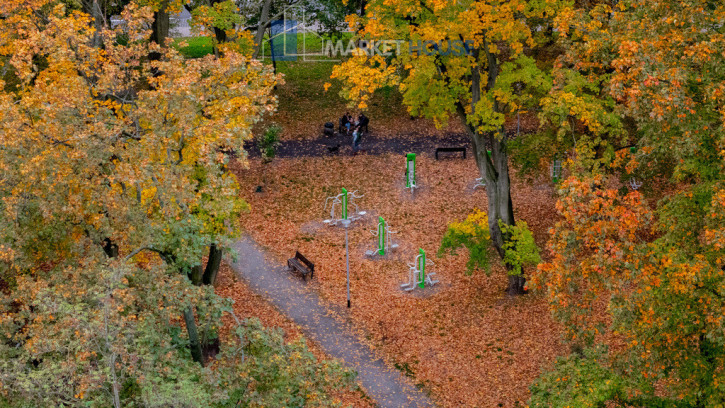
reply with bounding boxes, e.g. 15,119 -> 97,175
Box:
259,32 -> 354,57
173,36 -> 214,58
269,60 -> 405,116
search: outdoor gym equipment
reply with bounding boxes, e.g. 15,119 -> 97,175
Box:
627,147 -> 644,191
472,151 -> 491,190
323,188 -> 366,225
629,178 -> 643,190
405,153 -> 417,192
365,216 -> 398,256
401,249 -> 439,291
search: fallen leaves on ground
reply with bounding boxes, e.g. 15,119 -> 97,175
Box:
229,153 -> 564,407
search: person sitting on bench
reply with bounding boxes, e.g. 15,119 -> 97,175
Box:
345,112 -> 354,133
340,113 -> 351,134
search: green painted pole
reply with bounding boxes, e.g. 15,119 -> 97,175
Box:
377,217 -> 385,255
418,248 -> 425,288
341,187 -> 348,220
405,153 -> 416,188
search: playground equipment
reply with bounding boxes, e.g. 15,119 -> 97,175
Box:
404,153 -> 417,193
401,249 -> 439,291
629,177 -> 643,190
472,151 -> 491,190
323,188 -> 366,225
365,216 -> 398,256
626,147 -> 644,191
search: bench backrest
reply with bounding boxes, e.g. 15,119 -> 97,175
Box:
295,251 -> 314,271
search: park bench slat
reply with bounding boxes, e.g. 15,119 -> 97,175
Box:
287,251 -> 314,280
435,146 -> 466,160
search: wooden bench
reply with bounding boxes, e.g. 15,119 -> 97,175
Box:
435,146 -> 466,160
287,251 -> 315,280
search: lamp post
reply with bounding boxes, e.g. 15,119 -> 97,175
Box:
324,187 -> 365,308
342,218 -> 351,308
341,188 -> 350,307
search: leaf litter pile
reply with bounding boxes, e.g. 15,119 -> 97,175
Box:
229,153 -> 564,407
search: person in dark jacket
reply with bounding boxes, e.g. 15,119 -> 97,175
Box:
340,112 -> 351,134
358,113 -> 369,133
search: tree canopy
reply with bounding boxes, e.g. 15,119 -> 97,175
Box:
0,1 -> 354,406
531,0 -> 725,406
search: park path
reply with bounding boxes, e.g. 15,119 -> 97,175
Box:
229,235 -> 434,408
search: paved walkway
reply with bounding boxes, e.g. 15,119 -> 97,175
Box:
229,236 -> 434,408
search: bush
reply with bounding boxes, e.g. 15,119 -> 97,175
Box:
499,220 -> 541,276
259,124 -> 282,162
438,211 -> 541,276
438,209 -> 492,274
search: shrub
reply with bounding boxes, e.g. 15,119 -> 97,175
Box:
438,209 -> 492,274
259,124 -> 282,162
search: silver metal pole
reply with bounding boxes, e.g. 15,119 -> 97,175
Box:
345,224 -> 350,308
341,218 -> 351,308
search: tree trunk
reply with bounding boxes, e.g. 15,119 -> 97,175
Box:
202,244 -> 223,286
213,27 -> 227,44
151,6 -> 170,47
183,307 -> 205,366
189,264 -> 203,286
268,29 -> 278,75
252,0 -> 273,59
102,238 -> 118,258
87,0 -> 105,48
463,40 -> 525,296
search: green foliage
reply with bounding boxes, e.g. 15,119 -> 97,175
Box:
0,263 -> 215,407
190,1 -> 241,33
499,220 -> 541,277
438,210 -> 492,274
217,318 -> 355,408
259,124 -> 282,161
530,347 -> 665,408
0,263 -> 356,407
530,347 -> 624,408
438,212 -> 541,277
530,346 -> 693,408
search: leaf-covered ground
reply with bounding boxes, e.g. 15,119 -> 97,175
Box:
229,153 -> 564,407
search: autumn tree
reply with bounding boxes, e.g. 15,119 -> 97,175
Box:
531,0 -> 725,406
330,0 -> 563,294
0,1 -> 353,405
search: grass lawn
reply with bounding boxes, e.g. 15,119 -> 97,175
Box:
173,36 -> 214,58
231,153 -> 564,407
